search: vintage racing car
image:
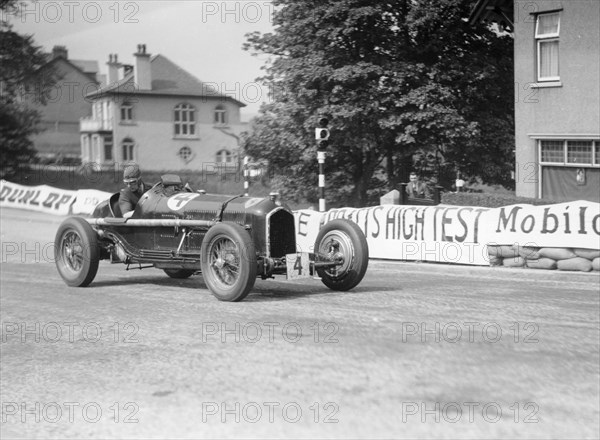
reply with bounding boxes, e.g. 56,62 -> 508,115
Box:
54,175 -> 369,301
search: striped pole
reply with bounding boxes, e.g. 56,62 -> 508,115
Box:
318,150 -> 326,212
243,156 -> 249,196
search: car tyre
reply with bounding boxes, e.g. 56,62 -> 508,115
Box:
201,222 -> 257,301
314,219 -> 369,291
55,217 -> 100,287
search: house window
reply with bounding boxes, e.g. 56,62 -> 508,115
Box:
103,135 -> 113,161
535,12 -> 560,82
567,141 -> 593,165
174,103 -> 196,137
217,149 -> 232,163
540,140 -> 564,163
214,106 -> 227,125
122,138 -> 135,162
93,102 -> 102,119
120,103 -> 133,122
540,139 -> 599,166
178,146 -> 193,163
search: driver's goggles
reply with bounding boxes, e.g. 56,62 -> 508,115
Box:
123,179 -> 139,185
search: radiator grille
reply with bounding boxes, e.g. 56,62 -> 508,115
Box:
268,209 -> 296,258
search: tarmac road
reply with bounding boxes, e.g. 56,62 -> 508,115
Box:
1,208 -> 599,439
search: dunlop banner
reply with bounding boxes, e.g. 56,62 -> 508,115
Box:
71,189 -> 112,215
0,180 -> 76,216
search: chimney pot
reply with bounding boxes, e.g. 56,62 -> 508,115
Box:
52,45 -> 68,60
133,44 -> 151,90
107,53 -> 122,84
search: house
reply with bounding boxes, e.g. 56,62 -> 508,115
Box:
80,44 -> 247,173
27,46 -> 102,161
470,0 -> 600,202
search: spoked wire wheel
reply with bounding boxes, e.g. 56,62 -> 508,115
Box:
201,222 -> 257,301
54,217 -> 100,287
314,219 -> 369,291
208,236 -> 241,288
60,230 -> 85,272
317,231 -> 354,278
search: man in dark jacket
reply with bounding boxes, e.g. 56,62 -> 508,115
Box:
406,172 -> 430,198
119,162 -> 148,218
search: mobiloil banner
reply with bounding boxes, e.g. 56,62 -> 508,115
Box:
484,201 -> 600,249
294,201 -> 600,266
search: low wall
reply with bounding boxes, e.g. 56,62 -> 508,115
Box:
2,180 -> 598,272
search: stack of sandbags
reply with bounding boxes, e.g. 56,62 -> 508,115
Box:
487,245 -> 600,272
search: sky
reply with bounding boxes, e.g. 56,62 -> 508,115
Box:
6,0 -> 275,121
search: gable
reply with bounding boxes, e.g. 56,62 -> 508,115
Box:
86,54 -> 245,107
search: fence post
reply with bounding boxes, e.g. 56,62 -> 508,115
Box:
400,183 -> 408,205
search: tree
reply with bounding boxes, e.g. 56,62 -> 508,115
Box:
243,0 -> 514,207
0,0 -> 57,178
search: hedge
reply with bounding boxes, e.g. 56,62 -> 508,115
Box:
441,191 -> 559,208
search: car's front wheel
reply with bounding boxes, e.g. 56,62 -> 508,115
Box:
314,219 -> 369,291
55,217 -> 100,287
200,222 -> 257,301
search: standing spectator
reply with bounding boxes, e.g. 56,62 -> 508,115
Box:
406,171 -> 430,198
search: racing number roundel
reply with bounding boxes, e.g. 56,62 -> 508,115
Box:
167,193 -> 201,211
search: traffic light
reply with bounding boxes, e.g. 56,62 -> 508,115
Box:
315,117 -> 330,150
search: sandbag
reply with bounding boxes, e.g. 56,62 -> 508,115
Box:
526,258 -> 557,270
487,245 -> 520,258
557,257 -> 593,272
592,258 -> 599,271
502,256 -> 525,268
538,248 -> 576,260
573,248 -> 600,260
489,256 -> 503,266
517,246 -> 541,260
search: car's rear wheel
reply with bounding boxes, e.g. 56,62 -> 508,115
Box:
55,217 -> 100,287
200,222 -> 257,301
163,269 -> 196,279
314,219 -> 369,291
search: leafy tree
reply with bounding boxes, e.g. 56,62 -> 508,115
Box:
0,0 -> 57,178
243,0 -> 514,207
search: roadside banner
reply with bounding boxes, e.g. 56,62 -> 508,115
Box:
0,180 -> 76,216
320,205 -> 491,265
480,201 -> 600,250
71,189 -> 112,215
294,201 -> 600,266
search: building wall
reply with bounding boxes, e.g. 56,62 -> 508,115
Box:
29,58 -> 97,157
82,94 -> 247,171
514,0 -> 600,199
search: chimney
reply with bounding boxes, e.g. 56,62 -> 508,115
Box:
133,44 -> 151,90
52,45 -> 68,60
106,54 -> 121,85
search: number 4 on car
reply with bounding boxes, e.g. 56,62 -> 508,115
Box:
54,174 -> 369,302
